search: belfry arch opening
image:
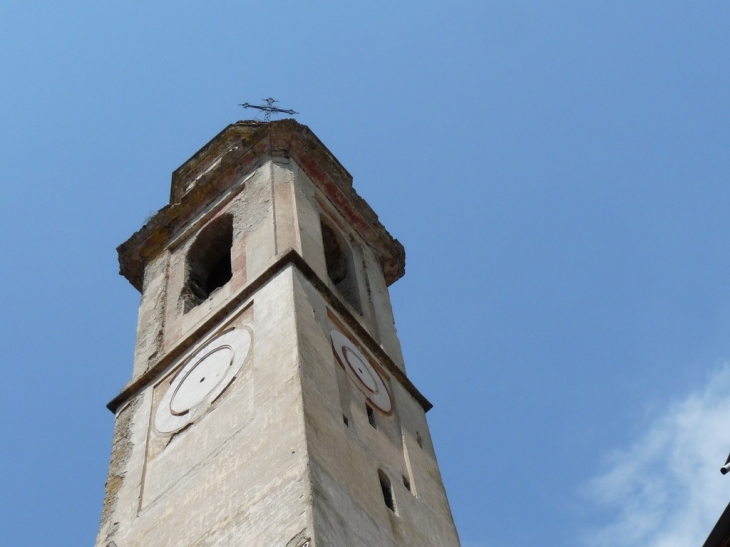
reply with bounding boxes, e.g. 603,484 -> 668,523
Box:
320,217 -> 362,313
181,214 -> 233,311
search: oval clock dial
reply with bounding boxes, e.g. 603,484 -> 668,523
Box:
155,327 -> 251,434
330,329 -> 392,414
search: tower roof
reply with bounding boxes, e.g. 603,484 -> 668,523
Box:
118,119 -> 406,291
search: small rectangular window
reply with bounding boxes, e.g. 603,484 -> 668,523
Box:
366,404 -> 376,429
379,470 -> 396,513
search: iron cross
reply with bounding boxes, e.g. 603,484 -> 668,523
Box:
239,98 -> 298,122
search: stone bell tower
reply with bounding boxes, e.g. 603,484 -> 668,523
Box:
96,119 -> 460,546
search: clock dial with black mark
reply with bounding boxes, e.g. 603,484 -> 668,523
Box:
330,329 -> 392,414
155,327 -> 252,434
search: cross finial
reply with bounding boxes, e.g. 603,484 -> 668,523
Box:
239,98 -> 298,122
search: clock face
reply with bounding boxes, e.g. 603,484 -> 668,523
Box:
330,329 -> 392,413
155,327 -> 251,434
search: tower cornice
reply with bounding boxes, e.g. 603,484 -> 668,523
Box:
117,119 -> 405,292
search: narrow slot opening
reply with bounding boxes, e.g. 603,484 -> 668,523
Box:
402,431 -> 417,497
416,431 -> 423,448
342,415 -> 349,427
379,470 -> 396,513
366,404 -> 377,429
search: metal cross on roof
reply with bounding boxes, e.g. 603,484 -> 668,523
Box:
239,98 -> 298,122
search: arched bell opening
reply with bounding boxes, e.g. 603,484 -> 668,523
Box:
180,214 -> 234,312
320,216 -> 362,314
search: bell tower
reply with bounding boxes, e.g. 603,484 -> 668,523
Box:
96,120 -> 460,546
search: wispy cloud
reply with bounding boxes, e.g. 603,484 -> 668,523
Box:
582,366 -> 730,547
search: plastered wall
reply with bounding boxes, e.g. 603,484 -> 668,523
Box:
97,269 -> 315,547
100,150 -> 456,546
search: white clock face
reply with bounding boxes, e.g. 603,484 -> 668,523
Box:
155,327 -> 251,434
330,329 -> 392,413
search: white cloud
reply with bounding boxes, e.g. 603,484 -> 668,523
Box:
581,365 -> 730,547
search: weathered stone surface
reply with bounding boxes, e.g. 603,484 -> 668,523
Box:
118,120 -> 405,293
293,269 -> 459,546
96,394 -> 142,546
98,122 -> 458,546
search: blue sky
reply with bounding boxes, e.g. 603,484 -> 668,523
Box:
2,2 -> 730,546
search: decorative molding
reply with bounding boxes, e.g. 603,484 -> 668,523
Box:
117,120 -> 405,292
107,248 -> 431,414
